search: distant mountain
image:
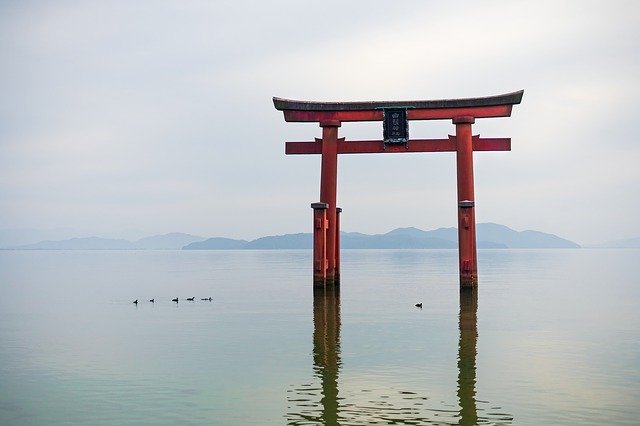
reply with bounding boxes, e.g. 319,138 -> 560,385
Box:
6,224 -> 580,250
0,227 -> 83,248
478,223 -> 579,248
185,223 -> 577,250
132,233 -> 206,249
341,230 -> 457,249
592,237 -> 640,248
244,233 -> 310,249
0,228 -> 156,249
10,233 -> 206,250
14,237 -> 134,250
183,237 -> 248,250
424,223 -> 579,249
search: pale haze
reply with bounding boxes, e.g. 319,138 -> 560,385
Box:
1,1 -> 638,245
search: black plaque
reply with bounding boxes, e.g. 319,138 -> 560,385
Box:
383,108 -> 408,144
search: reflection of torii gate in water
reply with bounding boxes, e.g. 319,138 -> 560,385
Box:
273,90 -> 523,288
285,287 -> 514,424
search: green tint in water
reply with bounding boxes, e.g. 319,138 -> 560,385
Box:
0,249 -> 639,425
287,285 -> 512,426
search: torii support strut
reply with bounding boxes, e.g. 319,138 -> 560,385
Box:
274,90 -> 523,288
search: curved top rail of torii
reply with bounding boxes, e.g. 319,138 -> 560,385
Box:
273,90 -> 524,122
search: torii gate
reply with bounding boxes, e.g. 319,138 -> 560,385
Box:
273,90 -> 523,289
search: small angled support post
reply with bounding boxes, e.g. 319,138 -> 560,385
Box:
335,207 -> 342,282
311,202 -> 328,287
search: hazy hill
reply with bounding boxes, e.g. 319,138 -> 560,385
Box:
0,228 -> 151,248
428,223 -> 579,248
183,237 -> 248,250
10,233 -> 206,250
182,223 -> 579,250
478,223 -> 579,248
132,233 -> 205,249
341,231 -> 457,249
7,224 -> 581,250
243,233 -> 310,249
14,237 -> 134,250
0,228 -> 83,248
388,223 -> 578,248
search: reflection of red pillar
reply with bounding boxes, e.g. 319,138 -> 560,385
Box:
335,207 -> 342,282
454,116 -> 478,288
311,202 -> 328,287
320,121 -> 340,284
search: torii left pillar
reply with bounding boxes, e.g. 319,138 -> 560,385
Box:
318,121 -> 340,287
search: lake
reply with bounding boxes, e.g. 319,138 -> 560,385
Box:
0,249 -> 638,425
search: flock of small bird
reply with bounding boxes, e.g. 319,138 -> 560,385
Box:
133,298 -> 420,307
133,297 -> 212,305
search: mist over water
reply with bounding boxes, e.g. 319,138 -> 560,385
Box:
1,249 -> 638,425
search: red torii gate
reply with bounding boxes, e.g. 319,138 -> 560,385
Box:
273,90 -> 523,289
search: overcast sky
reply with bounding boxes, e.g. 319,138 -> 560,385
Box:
1,1 -> 639,245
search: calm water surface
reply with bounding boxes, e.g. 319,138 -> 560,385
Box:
0,249 -> 638,425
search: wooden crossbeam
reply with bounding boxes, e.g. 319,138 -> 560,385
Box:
285,136 -> 510,155
282,106 -> 514,123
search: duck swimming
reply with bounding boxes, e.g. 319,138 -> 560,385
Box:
201,297 -> 212,301
172,297 -> 178,303
186,297 -> 195,301
415,302 -> 422,308
133,299 -> 138,305
149,298 -> 154,303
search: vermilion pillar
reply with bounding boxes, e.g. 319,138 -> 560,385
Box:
320,121 -> 340,285
454,116 -> 478,288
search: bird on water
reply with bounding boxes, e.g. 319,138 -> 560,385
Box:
133,299 -> 138,305
201,297 -> 212,301
149,298 -> 154,303
415,303 -> 422,308
186,297 -> 195,301
172,297 -> 179,303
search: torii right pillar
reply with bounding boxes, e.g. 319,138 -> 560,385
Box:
454,116 -> 478,288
